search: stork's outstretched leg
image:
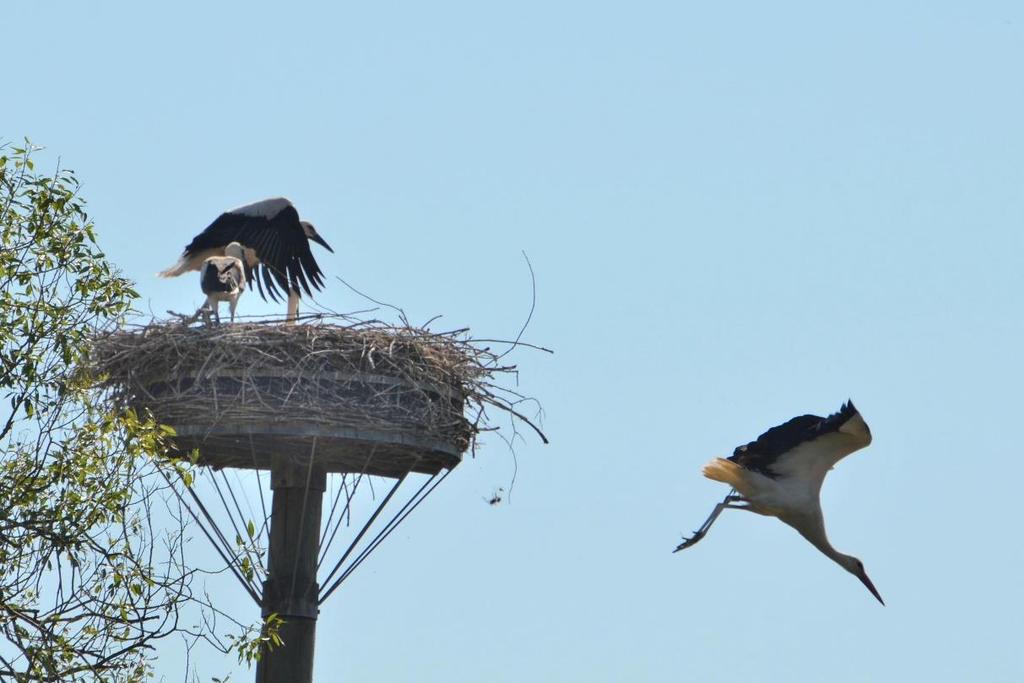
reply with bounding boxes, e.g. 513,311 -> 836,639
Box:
674,490 -> 746,552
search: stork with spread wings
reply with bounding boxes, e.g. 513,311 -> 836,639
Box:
160,197 -> 333,322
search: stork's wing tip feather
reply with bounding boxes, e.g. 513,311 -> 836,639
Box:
834,399 -> 860,422
833,399 -> 872,445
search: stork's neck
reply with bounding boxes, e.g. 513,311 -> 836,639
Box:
796,519 -> 856,573
794,524 -> 860,577
813,537 -> 848,566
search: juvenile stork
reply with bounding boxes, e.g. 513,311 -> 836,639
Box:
200,242 -> 246,324
159,197 -> 333,322
674,400 -> 884,605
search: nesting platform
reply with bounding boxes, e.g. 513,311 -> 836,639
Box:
88,322 -> 489,478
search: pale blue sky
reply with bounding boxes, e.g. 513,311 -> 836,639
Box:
8,1 -> 1024,681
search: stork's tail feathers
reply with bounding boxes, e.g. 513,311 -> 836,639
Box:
158,249 -> 219,278
703,458 -> 754,498
702,457 -> 741,486
158,257 -> 190,278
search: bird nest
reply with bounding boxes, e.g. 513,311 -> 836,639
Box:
86,320 -> 544,477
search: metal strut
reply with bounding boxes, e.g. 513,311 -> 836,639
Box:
320,467 -> 452,603
316,473 -> 408,597
157,466 -> 262,604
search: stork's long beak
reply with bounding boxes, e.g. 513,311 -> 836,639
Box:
857,570 -> 885,606
309,232 -> 334,253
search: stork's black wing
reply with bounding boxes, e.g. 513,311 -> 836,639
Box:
728,401 -> 863,479
181,200 -> 327,303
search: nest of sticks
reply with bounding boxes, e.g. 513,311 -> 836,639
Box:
86,318 -> 545,475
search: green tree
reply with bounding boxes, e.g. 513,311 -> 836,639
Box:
0,141 -> 204,681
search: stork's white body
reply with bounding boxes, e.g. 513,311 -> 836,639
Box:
710,408 -> 869,516
675,401 -> 884,604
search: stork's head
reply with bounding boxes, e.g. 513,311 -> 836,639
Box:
300,221 -> 334,253
839,555 -> 885,605
224,242 -> 246,261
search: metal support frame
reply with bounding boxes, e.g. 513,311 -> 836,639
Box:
164,448 -> 454,681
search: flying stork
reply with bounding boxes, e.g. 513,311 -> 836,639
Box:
199,242 -> 246,324
159,197 -> 333,321
674,400 -> 884,605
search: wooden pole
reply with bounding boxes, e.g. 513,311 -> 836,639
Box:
255,456 -> 326,683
